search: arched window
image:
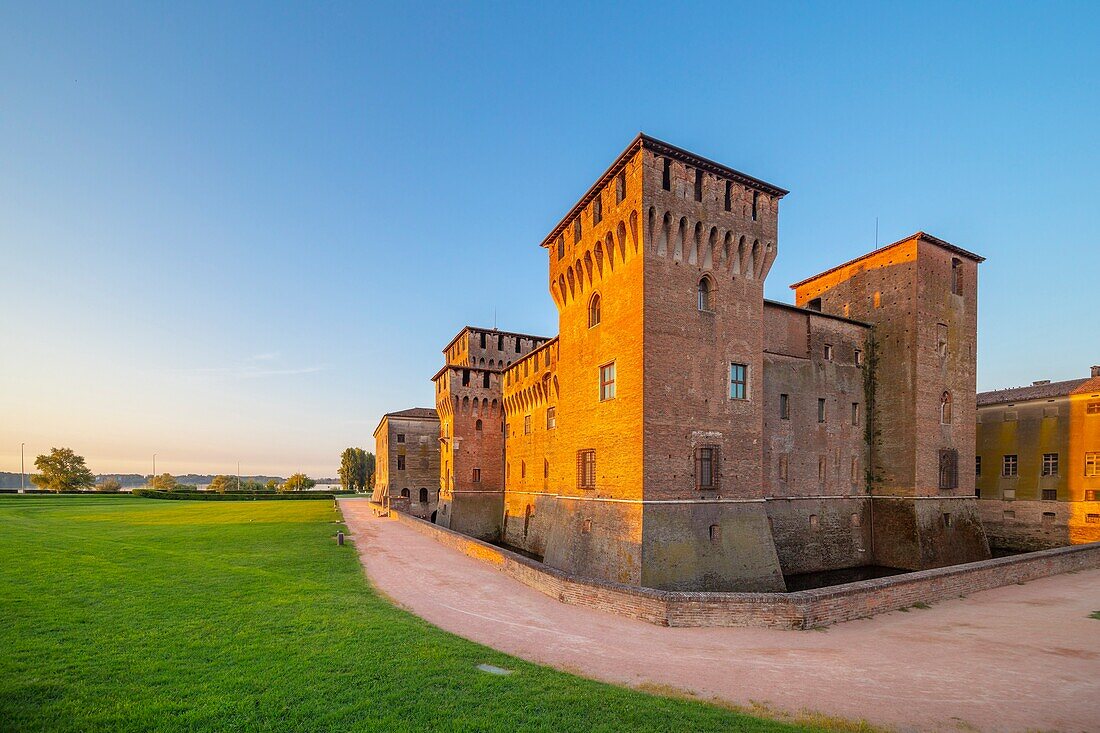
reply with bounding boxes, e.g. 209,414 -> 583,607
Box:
475,419 -> 483,432
588,292 -> 601,327
697,277 -> 712,311
941,391 -> 953,424
419,488 -> 428,503
400,488 -> 410,498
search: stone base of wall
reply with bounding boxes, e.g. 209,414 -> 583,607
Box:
641,501 -> 785,592
438,490 -> 503,542
380,508 -> 1100,628
871,497 -> 991,569
766,497 -> 872,576
979,499 -> 1100,551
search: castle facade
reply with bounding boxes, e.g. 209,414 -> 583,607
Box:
418,134 -> 992,592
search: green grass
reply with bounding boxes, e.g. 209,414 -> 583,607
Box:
0,496 -> 826,732
1090,610 -> 1100,621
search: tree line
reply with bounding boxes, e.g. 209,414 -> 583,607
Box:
23,447 -> 375,493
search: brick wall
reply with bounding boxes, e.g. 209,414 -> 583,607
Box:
384,508 -> 1100,629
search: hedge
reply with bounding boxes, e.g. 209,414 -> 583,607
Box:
132,489 -> 359,501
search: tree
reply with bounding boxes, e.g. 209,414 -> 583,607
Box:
339,448 -> 375,492
31,447 -> 95,492
98,477 -> 122,492
148,473 -> 177,490
208,475 -> 235,493
283,473 -> 315,492
264,479 -> 280,492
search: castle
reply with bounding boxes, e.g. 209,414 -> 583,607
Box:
376,134 -> 996,592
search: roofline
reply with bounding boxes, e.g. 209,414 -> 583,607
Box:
763,299 -> 871,328
539,132 -> 789,250
788,232 -> 986,290
503,335 -> 560,372
431,363 -> 504,382
441,325 -> 554,355
373,409 -> 439,438
976,379 -> 1091,406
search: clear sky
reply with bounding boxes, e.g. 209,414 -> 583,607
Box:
2,2 -> 1098,477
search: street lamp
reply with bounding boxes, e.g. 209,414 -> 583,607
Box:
20,442 -> 25,494
152,453 -> 157,484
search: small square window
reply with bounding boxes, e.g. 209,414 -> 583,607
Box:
709,524 -> 721,541
1042,489 -> 1057,501
1086,452 -> 1100,477
396,433 -> 405,443
1087,401 -> 1100,415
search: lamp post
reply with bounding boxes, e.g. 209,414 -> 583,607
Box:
152,453 -> 156,485
20,442 -> 25,493
236,461 -> 240,492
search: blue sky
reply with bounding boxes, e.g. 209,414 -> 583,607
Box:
2,1 -> 1097,476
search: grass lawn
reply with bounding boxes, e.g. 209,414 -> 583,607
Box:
0,496 -> 829,732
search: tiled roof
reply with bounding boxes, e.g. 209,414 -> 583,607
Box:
383,408 -> 439,420
977,379 -> 1089,406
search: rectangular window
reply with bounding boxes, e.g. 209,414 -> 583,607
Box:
397,455 -> 406,470
546,406 -> 556,429
1086,513 -> 1100,524
855,348 -> 863,365
556,235 -> 565,259
951,257 -> 962,296
1003,510 -> 1015,519
577,449 -> 596,489
724,180 -> 732,211
779,454 -> 789,481
573,217 -> 582,242
939,449 -> 959,489
779,393 -> 790,420
696,445 -> 719,490
480,332 -> 486,348
462,369 -> 470,386
1042,453 -> 1059,476
472,468 -> 481,483
729,363 -> 747,400
592,194 -> 602,226
483,371 -> 490,388
498,334 -> 504,350
976,456 -> 982,476
396,433 -> 405,443
851,402 -> 860,426
1086,452 -> 1100,477
661,158 -> 670,190
1003,454 -> 1018,477
694,169 -> 703,201
524,415 -> 531,435
599,361 -> 616,401
1087,401 -> 1100,415
818,455 -> 826,482
615,171 -> 626,203
751,191 -> 759,221
824,344 -> 833,361
1042,489 -> 1057,501
818,398 -> 826,423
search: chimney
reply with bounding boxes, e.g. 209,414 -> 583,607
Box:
1033,380 -> 1051,386
1092,365 -> 1100,378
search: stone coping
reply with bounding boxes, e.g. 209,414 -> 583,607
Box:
379,505 -> 1100,628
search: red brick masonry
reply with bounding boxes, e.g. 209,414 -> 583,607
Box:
389,509 -> 1100,628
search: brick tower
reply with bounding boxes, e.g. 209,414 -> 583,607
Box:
792,233 -> 992,569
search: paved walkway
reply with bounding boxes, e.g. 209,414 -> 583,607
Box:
339,499 -> 1100,732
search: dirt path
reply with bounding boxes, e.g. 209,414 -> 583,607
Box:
339,498 -> 1100,732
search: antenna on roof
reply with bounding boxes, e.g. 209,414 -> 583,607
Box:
493,307 -> 497,330
875,217 -> 879,248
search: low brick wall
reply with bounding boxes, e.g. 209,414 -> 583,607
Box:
385,509 -> 1100,629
